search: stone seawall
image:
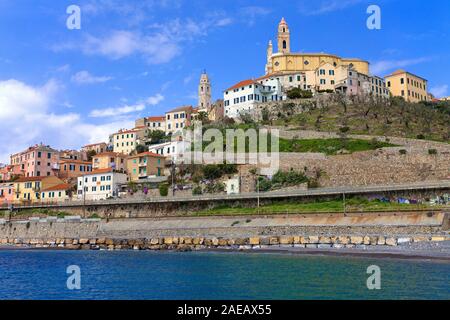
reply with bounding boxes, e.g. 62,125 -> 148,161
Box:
0,211 -> 448,251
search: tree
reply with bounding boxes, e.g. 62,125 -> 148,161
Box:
87,150 -> 97,161
287,87 -> 313,99
158,183 -> 169,196
135,144 -> 148,154
147,130 -> 167,145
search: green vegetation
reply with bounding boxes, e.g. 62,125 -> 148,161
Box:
88,213 -> 100,219
135,144 -> 148,154
278,137 -> 395,155
158,183 -> 169,197
194,198 -> 445,216
192,185 -> 202,195
202,164 -> 238,180
278,95 -> 450,142
14,208 -> 71,218
256,169 -> 311,192
286,87 -> 313,99
147,130 -> 169,145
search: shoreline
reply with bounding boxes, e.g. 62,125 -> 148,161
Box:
1,241 -> 449,263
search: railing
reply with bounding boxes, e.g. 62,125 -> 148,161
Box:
1,180 -> 448,210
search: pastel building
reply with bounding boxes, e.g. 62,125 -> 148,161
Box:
0,183 -> 14,205
13,176 -> 65,203
57,159 -> 92,180
224,79 -> 284,118
112,127 -> 147,155
0,165 -> 14,181
40,183 -> 72,203
147,137 -> 190,162
264,18 -> 369,78
135,116 -> 166,131
385,69 -> 429,102
77,168 -> 128,201
92,152 -> 127,172
10,144 -> 59,178
82,142 -> 108,155
126,152 -> 166,182
165,106 -> 193,135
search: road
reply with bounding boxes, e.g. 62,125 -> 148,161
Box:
4,180 -> 449,210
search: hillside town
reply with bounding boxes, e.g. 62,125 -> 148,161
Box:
0,18 -> 449,206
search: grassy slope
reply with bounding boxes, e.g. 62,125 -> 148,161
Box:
278,137 -> 395,155
271,98 -> 450,142
194,199 -> 445,216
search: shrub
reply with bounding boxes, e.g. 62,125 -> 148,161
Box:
399,149 -> 407,155
159,183 -> 169,197
416,134 -> 425,140
286,88 -> 313,99
192,185 -> 203,195
428,149 -> 438,155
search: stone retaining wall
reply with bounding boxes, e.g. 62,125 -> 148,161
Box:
1,234 -> 448,251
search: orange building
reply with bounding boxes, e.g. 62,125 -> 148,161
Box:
57,159 -> 92,180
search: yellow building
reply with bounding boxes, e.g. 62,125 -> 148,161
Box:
126,152 -> 166,182
165,106 -> 193,135
112,127 -> 147,155
385,69 -> 429,102
40,183 -> 72,203
265,18 -> 369,77
92,152 -> 127,172
13,176 -> 65,203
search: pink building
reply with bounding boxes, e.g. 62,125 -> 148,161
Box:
10,144 -> 60,178
0,182 -> 14,206
0,165 -> 14,181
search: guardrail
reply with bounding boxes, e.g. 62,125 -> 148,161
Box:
1,181 -> 449,210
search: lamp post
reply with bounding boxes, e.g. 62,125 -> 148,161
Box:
343,192 -> 346,215
171,161 -> 176,197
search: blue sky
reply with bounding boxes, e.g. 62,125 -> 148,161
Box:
0,0 -> 449,163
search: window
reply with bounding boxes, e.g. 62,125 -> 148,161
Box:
387,81 -> 391,87
401,78 -> 404,84
320,79 -> 326,85
282,40 -> 286,49
329,70 -> 335,76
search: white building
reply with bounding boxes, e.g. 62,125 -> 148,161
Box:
77,169 -> 128,201
224,79 -> 284,118
147,138 -> 191,162
225,176 -> 240,195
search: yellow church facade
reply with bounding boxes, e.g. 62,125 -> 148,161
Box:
265,18 -> 370,77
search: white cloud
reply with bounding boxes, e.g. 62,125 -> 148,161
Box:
370,57 -> 431,75
299,0 -> 367,15
430,85 -> 448,98
146,94 -> 164,105
71,70 -> 113,84
89,103 -> 146,118
240,6 -> 271,26
53,15 -> 231,65
0,79 -> 132,163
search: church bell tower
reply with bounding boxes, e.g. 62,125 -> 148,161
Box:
198,70 -> 211,112
277,17 -> 290,54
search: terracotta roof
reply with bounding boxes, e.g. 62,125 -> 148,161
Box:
59,159 -> 91,164
166,105 -> 193,113
225,79 -> 258,91
94,152 -> 126,158
83,142 -> 106,148
146,116 -> 165,121
42,183 -> 72,192
116,129 -> 138,134
385,69 -> 428,81
84,168 -> 114,175
15,176 -> 46,182
128,152 -> 166,159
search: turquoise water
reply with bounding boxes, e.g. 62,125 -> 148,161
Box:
0,250 -> 448,300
